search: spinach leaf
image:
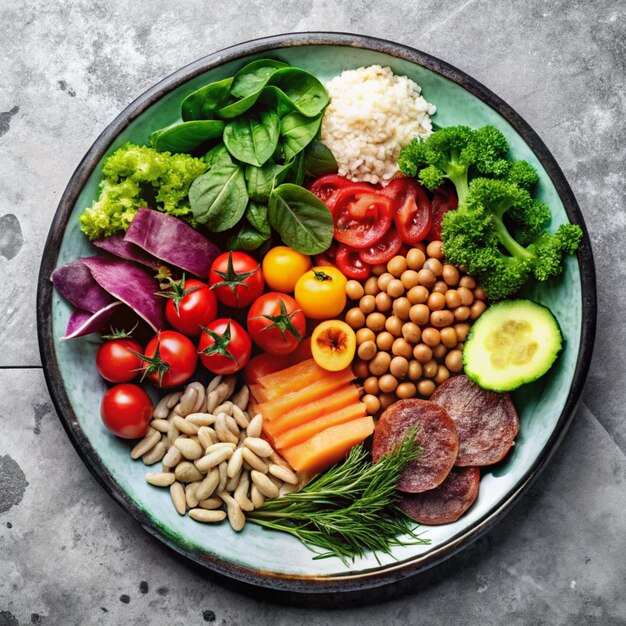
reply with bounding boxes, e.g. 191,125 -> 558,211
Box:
268,183 -> 333,254
189,162 -> 248,232
268,68 -> 330,117
150,120 -> 225,153
231,59 -> 289,99
181,77 -> 233,121
304,138 -> 338,178
280,112 -> 322,161
224,108 -> 280,167
227,225 -> 269,251
204,143 -> 232,167
284,151 -> 306,187
216,91 -> 261,119
245,160 -> 291,202
245,201 -> 271,238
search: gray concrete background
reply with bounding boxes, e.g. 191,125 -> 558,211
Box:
1,1 -> 625,624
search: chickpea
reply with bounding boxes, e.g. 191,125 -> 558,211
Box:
415,242 -> 427,254
430,310 -> 455,328
390,356 -> 409,378
392,338 -> 413,359
434,364 -> 451,385
457,287 -> 475,306
362,394 -> 381,415
427,292 -> 446,311
454,323 -> 471,342
417,379 -> 436,397
400,269 -> 420,290
379,392 -> 396,410
385,316 -> 403,337
346,307 -> 366,329
406,248 -> 426,270
366,312 -> 386,332
387,279 -> 405,298
409,303 -> 430,325
413,343 -> 433,363
377,272 -> 394,292
417,268 -> 436,288
357,340 -> 377,361
353,359 -> 370,379
393,297 -> 411,320
440,326 -> 458,348
364,275 -> 381,296
356,327 -> 375,345
396,381 -> 417,399
432,343 -> 448,361
426,240 -> 444,260
473,286 -> 487,301
375,291 -> 393,313
402,322 -> 421,344
376,331 -> 395,351
424,257 -> 443,277
363,376 -> 380,395
459,275 -> 477,289
454,306 -> 471,322
470,300 -> 487,320
422,327 -> 441,347
369,351 -> 391,376
445,289 -> 462,309
387,255 -> 408,277
379,374 -> 399,394
407,285 -> 429,304
408,360 -> 423,381
422,359 -> 438,379
346,280 -> 364,300
432,280 -> 448,294
359,294 -> 377,314
442,263 -> 460,286
372,263 -> 387,276
445,349 -> 463,373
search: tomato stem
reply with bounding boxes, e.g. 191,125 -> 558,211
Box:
210,252 -> 259,300
155,273 -> 202,315
198,321 -> 239,364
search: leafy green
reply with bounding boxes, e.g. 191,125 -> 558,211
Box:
230,58 -> 288,99
269,68 -> 330,117
150,120 -> 224,153
280,112 -> 322,161
189,161 -> 248,232
204,143 -> 232,167
245,201 -> 271,238
223,108 -> 280,167
268,183 -> 333,254
245,161 -> 291,202
181,77 -> 233,121
304,138 -> 338,178
227,225 -> 269,251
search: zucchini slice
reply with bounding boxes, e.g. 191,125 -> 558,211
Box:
463,299 -> 563,392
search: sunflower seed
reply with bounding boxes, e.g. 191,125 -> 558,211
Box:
225,414 -> 239,436
231,405 -> 249,429
198,496 -> 223,510
242,448 -> 269,473
269,463 -> 299,485
234,471 -> 254,512
213,401 -> 234,416
174,438 -> 203,461
225,469 -> 241,492
246,414 -> 263,439
172,415 -> 199,435
250,484 -> 265,508
131,428 -> 160,459
170,482 -> 186,515
206,390 -> 220,413
189,508 -> 227,523
205,442 -> 237,454
153,395 -> 173,419
162,446 -> 182,469
185,482 -> 200,508
227,448 -> 244,478
188,382 -> 206,413
167,421 -> 180,446
150,418 -> 170,433
195,447 -> 233,473
186,413 -> 216,426
215,413 -> 238,444
217,462 -> 228,492
197,426 -> 216,449
142,440 -> 167,465
250,470 -> 279,498
220,492 -> 245,531
244,437 -> 273,458
145,472 -> 175,487
178,386 -> 198,416
195,468 -> 220,501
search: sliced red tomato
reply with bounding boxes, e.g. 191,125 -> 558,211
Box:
313,240 -> 338,267
359,226 -> 403,265
332,185 -> 393,248
383,177 -> 432,244
335,244 -> 372,280
428,183 -> 458,240
308,174 -> 352,210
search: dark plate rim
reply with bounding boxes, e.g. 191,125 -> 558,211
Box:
36,31 -> 597,594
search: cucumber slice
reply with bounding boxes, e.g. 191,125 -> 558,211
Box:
463,299 -> 563,392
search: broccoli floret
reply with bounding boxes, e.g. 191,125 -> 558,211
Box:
503,159 -> 540,190
398,125 -> 510,204
79,144 -> 207,240
441,178 -> 582,299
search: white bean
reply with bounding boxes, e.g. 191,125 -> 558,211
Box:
251,470 -> 279,498
269,463 -> 299,485
194,447 -> 233,473
246,414 -> 263,439
221,492 -> 245,532
142,440 -> 167,465
145,472 -> 175,487
131,428 -> 160,459
242,448 -> 269,473
170,482 -> 186,515
244,437 -> 273,458
162,446 -> 182,469
195,468 -> 220,501
189,508 -> 226,523
227,447 -> 244,478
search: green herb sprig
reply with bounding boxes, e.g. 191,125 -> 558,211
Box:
247,433 -> 430,564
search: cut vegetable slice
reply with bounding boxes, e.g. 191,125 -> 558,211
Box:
51,260 -> 115,313
249,383 -> 269,403
281,416 -> 375,474
92,233 -> 161,270
62,302 -> 123,340
257,358 -> 327,399
264,384 -> 360,438
274,402 -> 367,450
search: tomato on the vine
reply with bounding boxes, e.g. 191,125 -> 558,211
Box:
198,318 -> 251,375
96,336 -> 143,383
383,177 -> 432,244
141,330 -> 198,388
335,244 -> 372,280
247,292 -> 306,355
359,226 -> 403,265
209,251 -> 264,308
100,383 -> 153,439
308,174 -> 352,210
158,274 -> 217,337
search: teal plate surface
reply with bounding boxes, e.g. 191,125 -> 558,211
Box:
37,33 -> 596,593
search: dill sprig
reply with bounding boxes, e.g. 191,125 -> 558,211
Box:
247,432 -> 430,564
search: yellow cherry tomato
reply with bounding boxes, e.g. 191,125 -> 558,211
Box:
295,266 -> 347,320
311,320 -> 356,371
262,246 -> 312,293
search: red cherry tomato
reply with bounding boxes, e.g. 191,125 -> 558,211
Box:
335,244 -> 372,280
383,177 -> 432,244
161,275 -> 217,337
209,251 -> 264,308
331,184 -> 393,248
428,183 -> 458,240
198,318 -> 252,375
142,331 -> 198,388
247,292 -> 306,355
96,338 -> 143,383
100,383 -> 153,439
359,226 -> 403,265
308,174 -> 353,210
244,353 -> 293,385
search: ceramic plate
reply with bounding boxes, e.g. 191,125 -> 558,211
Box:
37,33 -> 596,593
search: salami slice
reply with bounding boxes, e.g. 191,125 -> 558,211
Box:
372,399 -> 458,493
430,375 -> 519,467
398,467 -> 480,525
